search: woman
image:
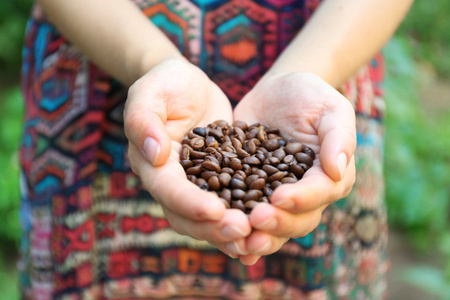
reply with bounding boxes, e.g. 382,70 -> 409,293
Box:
19,0 -> 412,298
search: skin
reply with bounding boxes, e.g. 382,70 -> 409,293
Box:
37,0 -> 414,264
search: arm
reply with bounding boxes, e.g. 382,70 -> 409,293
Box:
36,0 -> 184,86
268,0 -> 414,87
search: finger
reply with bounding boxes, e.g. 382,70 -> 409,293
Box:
317,97 -> 356,181
164,207 -> 251,243
269,157 -> 355,213
129,143 -> 226,221
238,254 -> 261,266
249,202 -> 325,238
124,81 -> 172,167
209,238 -> 249,257
245,230 -> 289,256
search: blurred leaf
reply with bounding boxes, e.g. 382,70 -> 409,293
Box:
400,266 -> 450,299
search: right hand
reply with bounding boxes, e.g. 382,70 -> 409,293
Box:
124,59 -> 251,257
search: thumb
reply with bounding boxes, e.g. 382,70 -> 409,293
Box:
124,91 -> 172,167
318,100 -> 356,182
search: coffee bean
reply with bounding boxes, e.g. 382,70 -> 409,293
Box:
180,160 -> 194,170
230,158 -> 243,170
190,137 -> 205,150
219,173 -> 232,187
180,121 -> 316,213
249,178 -> 265,190
302,146 -> 316,160
285,142 -> 303,155
231,200 -> 245,212
244,200 -> 258,211
281,177 -> 297,184
243,190 -> 261,202
205,136 -> 219,148
290,164 -> 305,178
202,160 -> 221,173
295,152 -> 313,167
208,176 -> 221,190
230,178 -> 247,190
268,171 -> 284,183
262,164 -> 278,175
261,139 -> 280,151
193,127 -> 206,137
242,156 -> 260,166
273,148 -> 286,161
231,189 -> 246,200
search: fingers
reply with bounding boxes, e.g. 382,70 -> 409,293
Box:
317,97 -> 356,182
128,143 -> 226,221
248,202 -> 325,239
269,157 -> 355,213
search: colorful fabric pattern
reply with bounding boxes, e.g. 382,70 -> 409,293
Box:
19,0 -> 389,299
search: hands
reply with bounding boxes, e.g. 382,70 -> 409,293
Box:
233,72 -> 356,264
125,62 -> 356,264
124,59 -> 252,257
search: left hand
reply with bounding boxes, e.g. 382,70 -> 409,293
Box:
232,72 -> 357,265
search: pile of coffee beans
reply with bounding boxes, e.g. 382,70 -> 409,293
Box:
180,120 -> 315,213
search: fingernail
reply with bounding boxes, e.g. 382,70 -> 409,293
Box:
225,241 -> 247,255
253,217 -> 277,230
253,241 -> 271,254
337,153 -> 347,180
142,137 -> 160,165
221,225 -> 246,240
271,197 -> 294,209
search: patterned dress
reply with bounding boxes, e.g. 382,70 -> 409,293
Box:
19,0 -> 389,299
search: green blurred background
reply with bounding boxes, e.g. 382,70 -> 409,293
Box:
0,1 -> 449,299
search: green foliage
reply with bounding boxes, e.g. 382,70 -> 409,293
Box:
0,0 -> 33,80
398,0 -> 450,78
384,36 -> 450,290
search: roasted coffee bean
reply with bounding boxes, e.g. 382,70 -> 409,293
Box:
253,169 -> 268,180
231,189 -> 246,200
233,121 -> 248,131
205,136 -> 219,148
257,126 -> 268,141
230,178 -> 247,190
220,189 -> 232,202
242,156 -> 260,166
268,171 -> 284,183
187,175 -> 197,182
291,164 -> 305,178
271,181 -> 282,190
190,150 -> 207,159
245,174 -> 260,186
249,178 -> 265,190
180,120 -> 315,213
221,167 -> 234,175
261,139 -> 280,151
264,157 -> 281,166
243,190 -> 262,202
193,127 -> 206,137
295,152 -> 314,167
180,160 -> 194,170
281,177 -> 297,184
242,164 -> 252,176
201,171 -> 218,181
244,200 -> 258,211
273,148 -> 286,161
219,173 -> 232,187
230,158 -> 243,170
276,163 -> 289,171
302,146 -> 316,160
208,176 -> 221,190
190,137 -> 205,150
186,165 -> 202,175
232,200 -> 246,212
202,160 -> 221,173
285,142 -> 303,155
